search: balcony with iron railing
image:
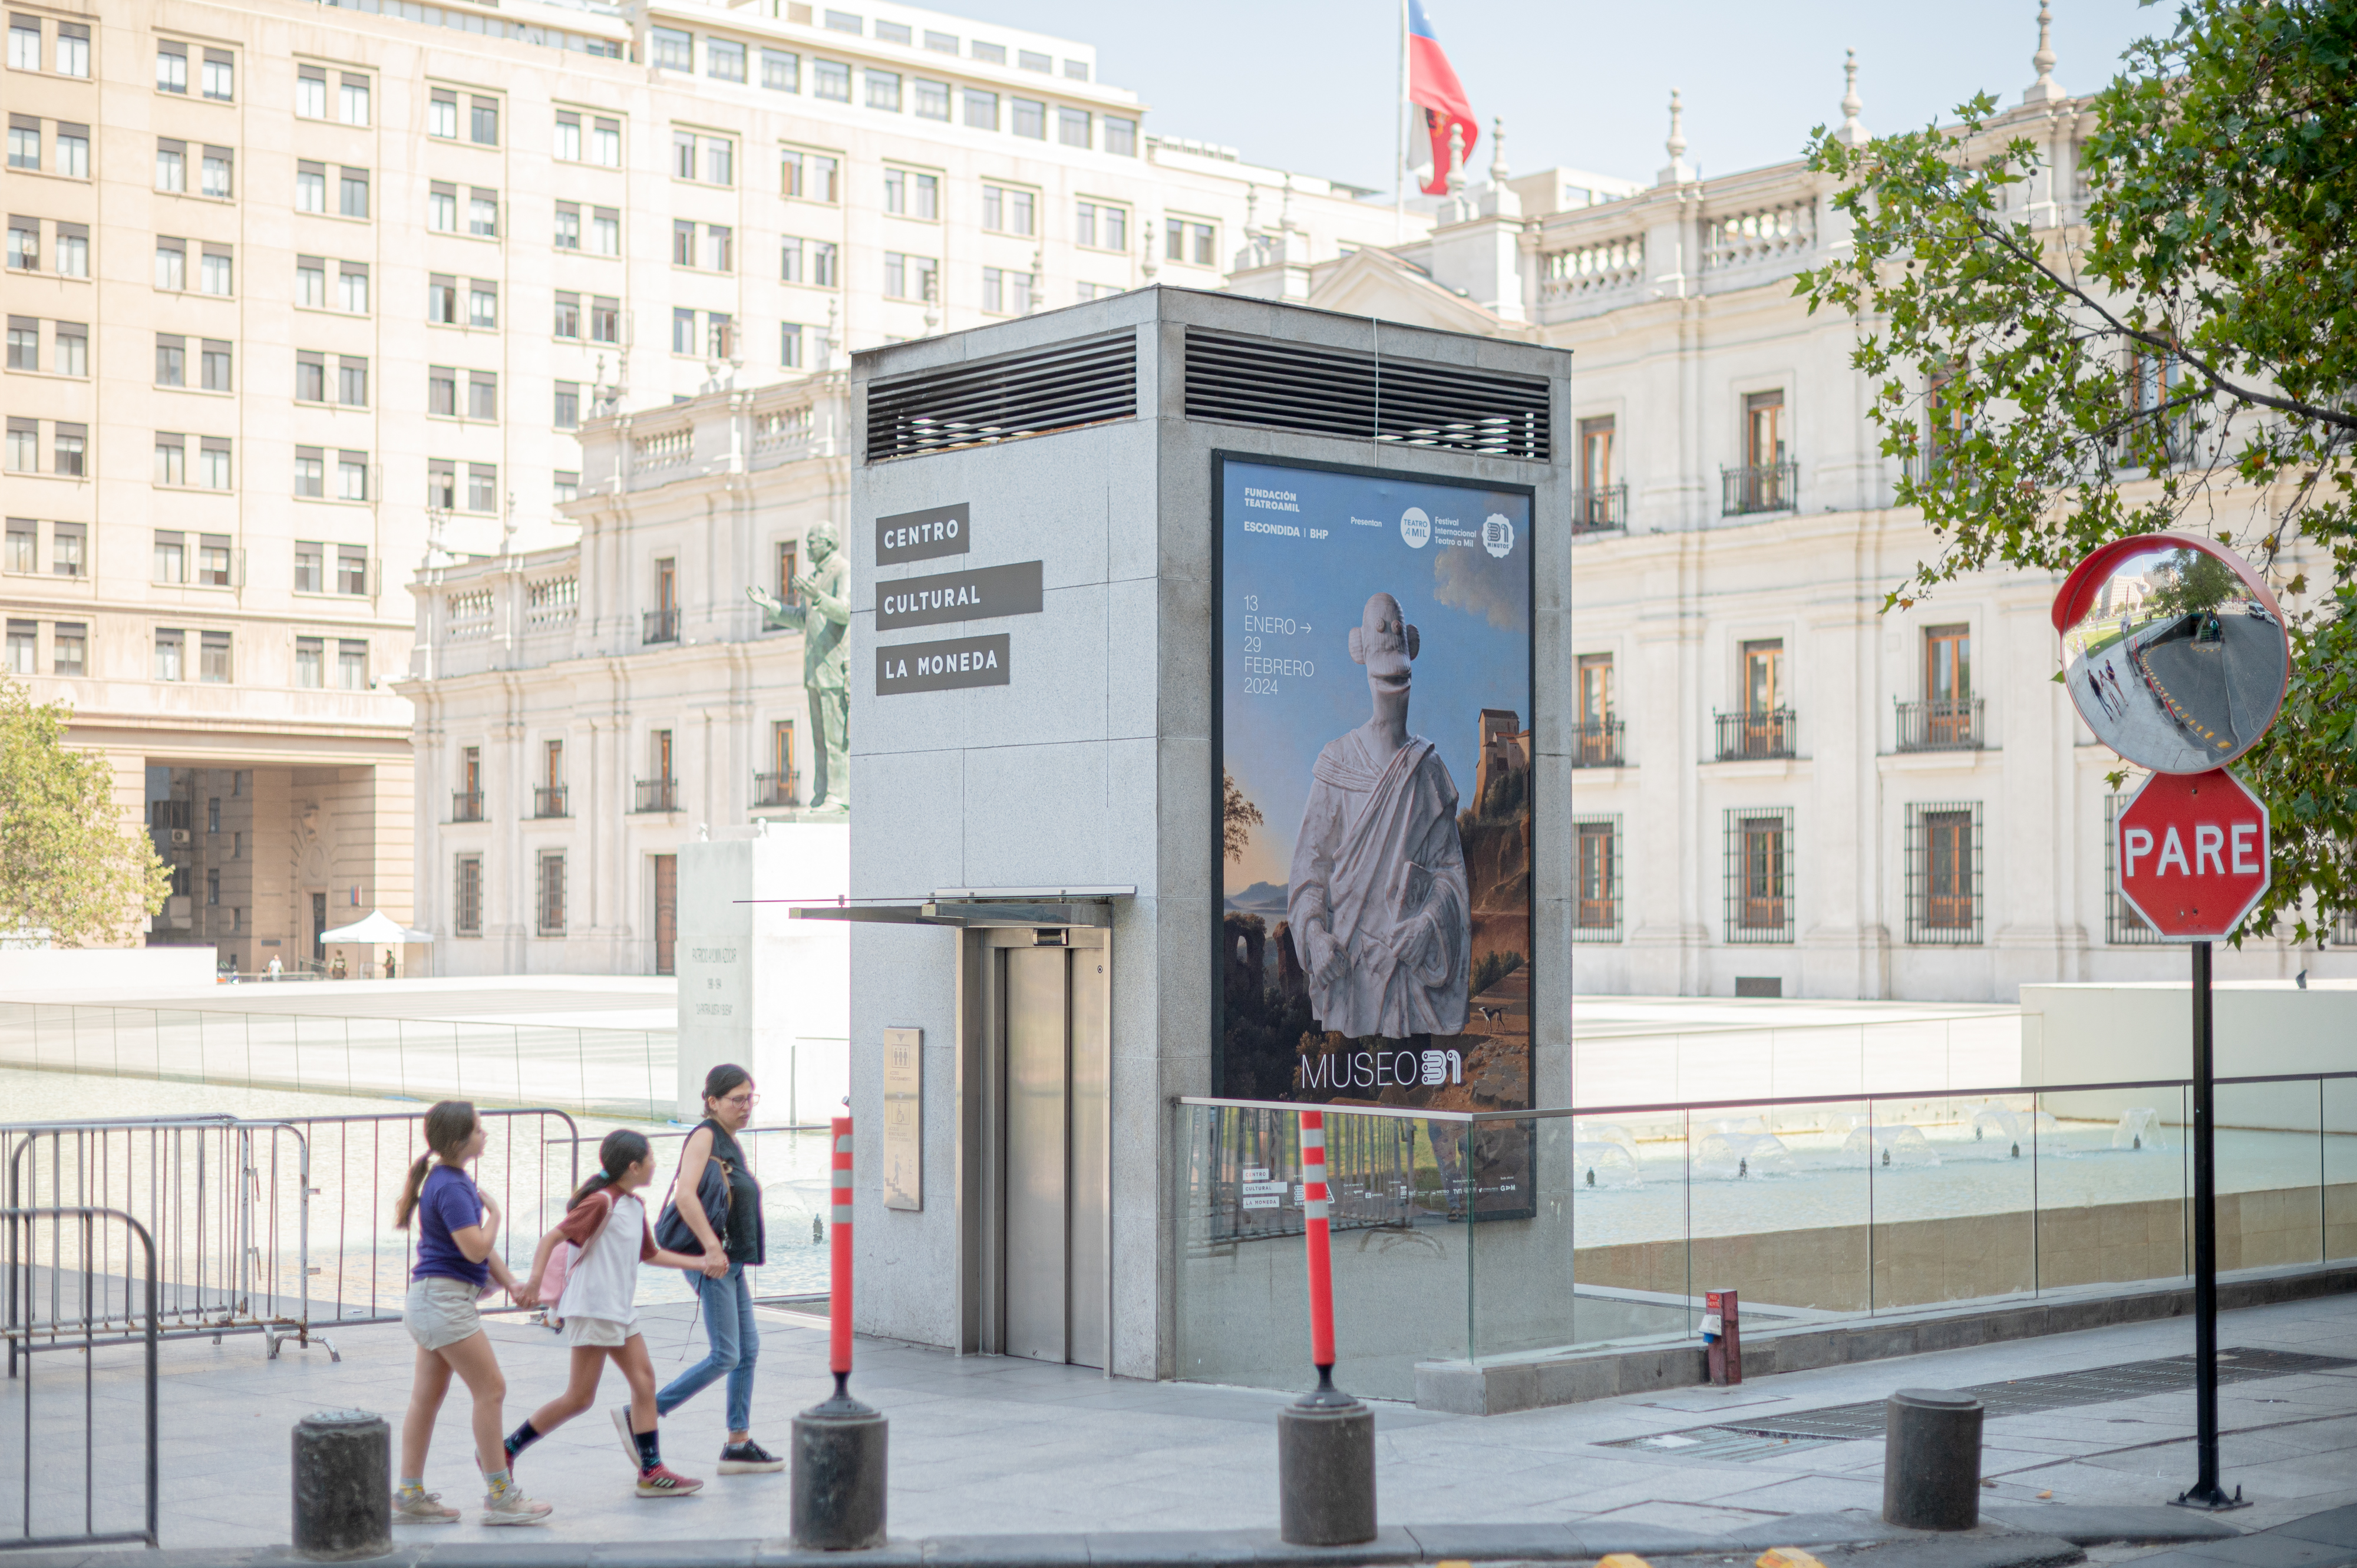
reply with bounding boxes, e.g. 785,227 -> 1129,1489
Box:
533,785 -> 569,818
1721,461 -> 1798,517
1572,719 -> 1625,768
1896,698 -> 1985,752
642,608 -> 680,645
1571,484 -> 1627,536
1714,708 -> 1798,761
450,790 -> 484,823
633,777 -> 678,813
752,771 -> 801,808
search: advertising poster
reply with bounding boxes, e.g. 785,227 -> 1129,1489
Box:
1215,454 -> 1534,1218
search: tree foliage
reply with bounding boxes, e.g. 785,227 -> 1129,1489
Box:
1222,770 -> 1265,864
0,677 -> 171,946
1797,0 -> 2357,943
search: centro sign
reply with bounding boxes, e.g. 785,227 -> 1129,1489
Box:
2114,769 -> 2271,941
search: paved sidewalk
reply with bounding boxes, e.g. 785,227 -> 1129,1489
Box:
1,1291 -> 2351,1557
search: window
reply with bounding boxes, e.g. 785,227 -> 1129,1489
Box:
672,219 -> 694,266
338,168 -> 368,219
1167,219 -> 1216,265
813,58 -> 850,100
554,202 -> 580,249
153,38 -> 187,91
1011,98 -> 1045,139
780,149 -> 840,202
202,49 -> 232,101
672,306 -> 695,354
915,79 -> 949,120
7,115 -> 37,172
651,26 -> 691,71
708,37 -> 744,82
707,312 -> 734,359
470,97 -> 499,147
295,636 -> 323,687
981,266 -> 1031,315
1018,48 -> 1051,72
536,851 -> 566,935
779,322 -> 805,368
554,382 -> 579,429
467,464 -> 497,513
157,140 -> 187,193
824,8 -> 860,32
866,69 -> 900,111
295,447 -> 323,496
469,190 -> 499,238
337,545 -> 368,595
53,222 -> 84,277
469,282 -> 497,329
1926,625 -> 1970,706
153,629 -> 184,682
428,184 -> 457,231
340,75 -> 369,126
199,437 -> 231,490
592,118 -> 621,166
47,319 -> 80,378
983,186 -> 1035,236
202,147 -> 233,200
1075,200 -> 1126,250
884,252 -> 936,302
1572,816 -> 1622,940
552,470 -> 580,504
708,137 -> 734,186
971,40 -> 1006,64
1745,388 -> 1787,468
925,29 -> 958,52
426,460 -> 454,509
336,639 -> 367,689
8,16 -> 35,71
5,316 -> 31,369
338,356 -> 367,407
197,534 -> 231,586
52,621 -> 81,674
1725,807 -> 1795,943
1058,108 -> 1091,148
2,519 -> 28,572
454,854 -> 483,936
296,162 -> 326,212
554,110 -> 582,161
706,225 -> 734,272
156,437 -> 187,489
51,422 -> 80,475
1742,638 -> 1784,717
296,256 -> 325,306
429,88 -> 457,138
553,291 -> 580,339
428,275 -> 457,325
7,219 -> 32,271
206,866 -> 219,905
578,206 -> 616,256
884,168 -> 939,219
200,246 -> 232,295
1576,652 -> 1615,762
339,262 -> 368,313
762,48 -> 798,91
52,522 -> 81,577
4,418 -> 32,472
297,352 -> 326,402
875,19 -> 910,44
1907,803 -> 1982,944
590,296 -> 620,344
1105,115 -> 1137,156
199,339 -> 231,392
54,22 -> 85,77
4,619 -> 32,675
963,88 -> 998,130
468,370 -> 497,420
338,451 -> 368,501
199,630 -> 232,683
294,542 -> 324,592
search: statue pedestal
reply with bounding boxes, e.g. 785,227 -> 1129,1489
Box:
675,822 -> 850,1124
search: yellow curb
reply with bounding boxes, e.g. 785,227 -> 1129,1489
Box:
1597,1555 -> 1653,1568
1757,1550 -> 1828,1568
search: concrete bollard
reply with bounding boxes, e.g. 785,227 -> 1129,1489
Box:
791,1382 -> 889,1550
1278,1376 -> 1376,1547
291,1408 -> 391,1563
1882,1388 -> 1984,1530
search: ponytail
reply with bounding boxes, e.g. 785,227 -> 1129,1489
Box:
393,1101 -> 481,1229
568,1128 -> 653,1212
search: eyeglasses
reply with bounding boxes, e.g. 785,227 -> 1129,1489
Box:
721,1091 -> 758,1107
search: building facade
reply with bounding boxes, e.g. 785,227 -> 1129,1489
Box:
1,0 -> 1424,962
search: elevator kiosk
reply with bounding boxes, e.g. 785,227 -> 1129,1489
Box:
819,288 -> 1571,1382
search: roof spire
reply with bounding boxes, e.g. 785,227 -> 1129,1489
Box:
1657,90 -> 1692,186
2025,0 -> 2064,104
1488,116 -> 1510,184
1833,48 -> 1868,147
1445,120 -> 1468,199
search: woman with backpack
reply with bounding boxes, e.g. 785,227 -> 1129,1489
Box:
504,1129 -> 728,1497
652,1064 -> 781,1473
391,1101 -> 552,1527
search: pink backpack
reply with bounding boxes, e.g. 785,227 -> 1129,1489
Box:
539,1239 -> 580,1328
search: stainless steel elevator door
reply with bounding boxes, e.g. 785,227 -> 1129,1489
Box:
1067,952 -> 1108,1370
1003,948 -> 1069,1363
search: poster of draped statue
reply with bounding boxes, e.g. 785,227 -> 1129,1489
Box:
1216,454 -> 1534,1217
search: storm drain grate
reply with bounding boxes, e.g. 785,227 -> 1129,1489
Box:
1607,1348 -> 2356,1458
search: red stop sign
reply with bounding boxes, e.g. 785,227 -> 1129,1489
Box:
2115,769 -> 2271,940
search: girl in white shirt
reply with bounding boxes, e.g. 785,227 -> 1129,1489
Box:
507,1130 -> 728,1497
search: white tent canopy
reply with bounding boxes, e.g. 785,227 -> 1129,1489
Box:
318,910 -> 434,945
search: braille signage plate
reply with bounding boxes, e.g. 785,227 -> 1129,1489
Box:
876,633 -> 1011,696
876,502 -> 971,566
883,1026 -> 921,1212
876,560 -> 1043,632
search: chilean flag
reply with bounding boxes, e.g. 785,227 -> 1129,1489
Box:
1409,0 -> 1475,196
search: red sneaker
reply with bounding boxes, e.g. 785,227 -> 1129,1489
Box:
635,1464 -> 704,1498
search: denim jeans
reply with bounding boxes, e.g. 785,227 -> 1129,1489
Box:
655,1265 -> 757,1434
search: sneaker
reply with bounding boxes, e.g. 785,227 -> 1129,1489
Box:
481,1484 -> 554,1526
717,1438 -> 785,1474
635,1463 -> 705,1498
391,1487 -> 459,1524
609,1404 -> 643,1467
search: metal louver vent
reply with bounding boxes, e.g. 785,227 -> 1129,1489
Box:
866,334 -> 1137,461
1184,329 -> 1551,461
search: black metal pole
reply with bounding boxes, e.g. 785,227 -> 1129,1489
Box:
2174,939 -> 2240,1510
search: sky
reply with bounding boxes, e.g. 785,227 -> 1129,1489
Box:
940,0 -> 2166,196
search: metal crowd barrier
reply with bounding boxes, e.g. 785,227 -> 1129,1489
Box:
1,1206 -> 159,1552
2,1108 -> 580,1371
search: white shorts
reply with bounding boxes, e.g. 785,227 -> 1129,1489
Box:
404,1277 -> 484,1351
563,1314 -> 638,1349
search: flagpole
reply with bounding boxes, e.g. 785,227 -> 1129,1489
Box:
1393,0 -> 1407,242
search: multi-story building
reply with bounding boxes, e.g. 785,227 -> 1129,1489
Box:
1,0 -> 1424,966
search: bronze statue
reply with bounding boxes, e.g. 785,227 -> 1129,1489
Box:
747,519 -> 850,810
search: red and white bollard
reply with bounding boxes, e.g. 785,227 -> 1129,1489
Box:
791,1115 -> 887,1550
1276,1108 -> 1376,1547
